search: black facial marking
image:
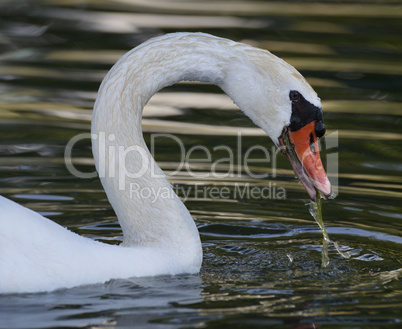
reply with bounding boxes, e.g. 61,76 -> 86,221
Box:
288,90 -> 326,137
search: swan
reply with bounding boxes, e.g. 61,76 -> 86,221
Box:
0,33 -> 331,294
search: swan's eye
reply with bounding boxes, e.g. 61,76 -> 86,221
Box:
289,90 -> 300,102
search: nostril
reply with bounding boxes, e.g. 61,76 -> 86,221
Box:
315,121 -> 326,138
309,133 -> 316,154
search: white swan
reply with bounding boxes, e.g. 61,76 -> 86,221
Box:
0,33 -> 331,294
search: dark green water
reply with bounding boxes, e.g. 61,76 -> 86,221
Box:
0,0 -> 401,328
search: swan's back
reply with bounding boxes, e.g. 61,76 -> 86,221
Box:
0,196 -> 99,292
0,196 -> 83,246
0,196 -> 198,293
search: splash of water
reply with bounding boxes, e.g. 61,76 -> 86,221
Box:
309,197 -> 350,267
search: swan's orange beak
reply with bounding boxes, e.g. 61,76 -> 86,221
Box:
279,121 -> 332,201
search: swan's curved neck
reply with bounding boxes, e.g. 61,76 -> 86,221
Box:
91,34 -> 234,249
90,33 -> 288,250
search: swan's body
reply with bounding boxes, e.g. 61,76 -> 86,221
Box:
0,195 -> 190,292
0,33 -> 330,294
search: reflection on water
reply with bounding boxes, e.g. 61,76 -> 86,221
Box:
0,0 -> 402,328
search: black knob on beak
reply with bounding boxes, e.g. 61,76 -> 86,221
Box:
315,120 -> 326,138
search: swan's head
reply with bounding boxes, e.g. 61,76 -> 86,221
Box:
221,47 -> 331,201
277,90 -> 331,201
